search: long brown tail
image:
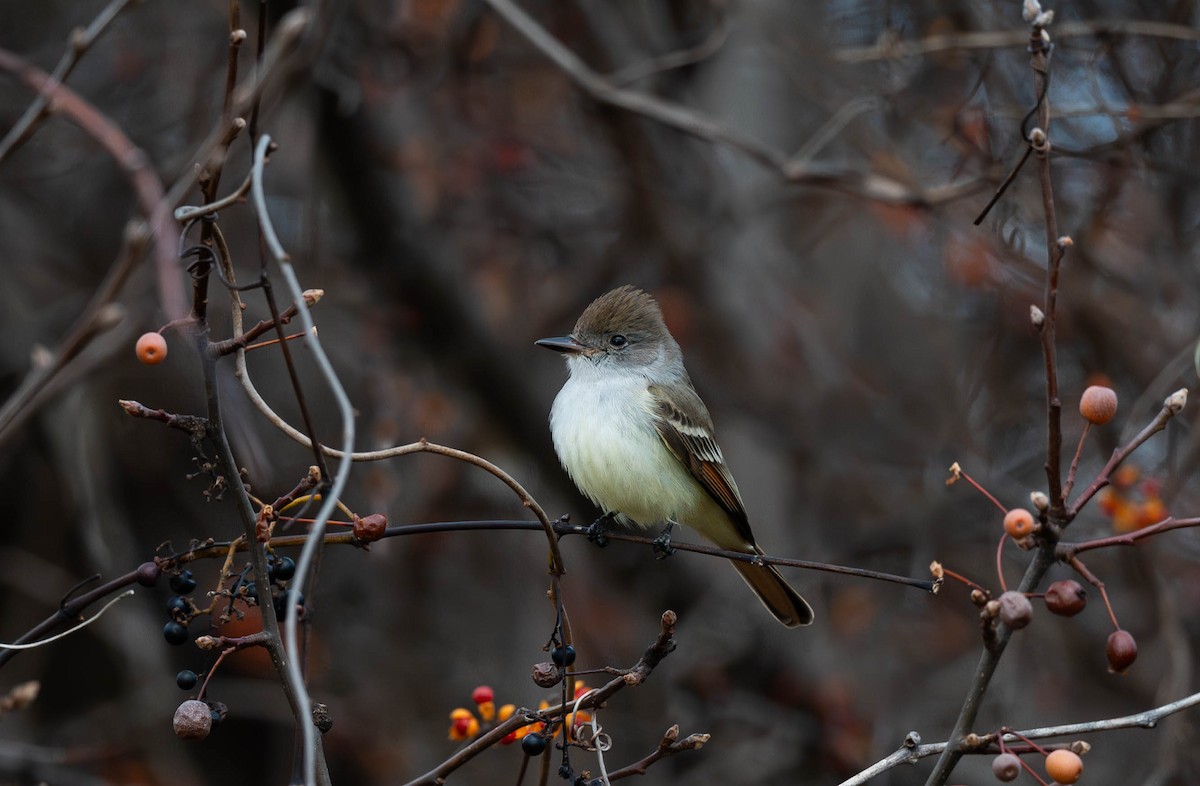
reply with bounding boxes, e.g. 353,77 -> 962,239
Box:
730,559 -> 814,628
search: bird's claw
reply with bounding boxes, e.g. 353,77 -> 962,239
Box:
652,521 -> 676,559
586,513 -> 613,548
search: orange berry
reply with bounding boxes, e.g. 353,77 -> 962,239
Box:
135,332 -> 168,365
1044,748 -> 1083,783
1079,385 -> 1117,425
1003,508 -> 1036,538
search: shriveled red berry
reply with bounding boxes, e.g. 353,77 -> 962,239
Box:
1045,580 -> 1087,616
998,591 -> 1033,629
991,752 -> 1021,782
531,661 -> 561,688
173,699 -> 212,740
1080,385 -> 1117,425
1045,748 -> 1083,784
1106,629 -> 1137,673
472,685 -> 494,705
136,332 -> 168,365
353,513 -> 388,543
1003,508 -> 1036,538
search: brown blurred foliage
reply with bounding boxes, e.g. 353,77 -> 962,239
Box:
1,0 -> 1200,784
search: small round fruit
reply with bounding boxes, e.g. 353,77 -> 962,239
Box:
170,570 -> 197,594
135,561 -> 161,587
163,621 -> 188,645
176,670 -> 198,690
1003,508 -> 1036,539
998,591 -> 1033,629
1044,580 -> 1087,616
1106,629 -> 1138,673
167,595 -> 189,617
1045,748 -> 1083,784
472,685 -> 495,705
1080,385 -> 1117,425
274,590 -> 305,618
173,699 -> 212,740
136,332 -> 168,365
551,644 -> 576,667
991,752 -> 1021,782
521,733 -> 547,756
269,556 -> 296,582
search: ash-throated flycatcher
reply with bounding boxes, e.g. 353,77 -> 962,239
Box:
536,286 -> 813,627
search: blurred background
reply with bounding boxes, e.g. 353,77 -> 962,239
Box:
1,0 -> 1199,783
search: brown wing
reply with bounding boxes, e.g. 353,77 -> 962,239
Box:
648,383 -> 757,546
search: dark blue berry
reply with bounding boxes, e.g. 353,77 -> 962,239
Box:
163,621 -> 188,645
176,670 -> 198,690
274,590 -> 305,618
243,582 -> 258,602
170,570 -> 197,594
269,556 -> 296,582
551,645 -> 576,667
521,733 -> 546,756
166,596 -> 189,617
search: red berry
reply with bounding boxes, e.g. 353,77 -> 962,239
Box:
1080,385 -> 1117,425
136,332 -> 168,365
353,513 -> 388,543
471,685 -> 494,705
1003,508 -> 1036,538
1044,580 -> 1087,616
1045,748 -> 1083,783
1106,629 -> 1138,673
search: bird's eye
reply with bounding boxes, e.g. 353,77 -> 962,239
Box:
609,334 -> 627,348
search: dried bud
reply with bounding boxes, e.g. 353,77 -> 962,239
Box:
1029,127 -> 1047,148
1044,579 -> 1087,616
929,561 -> 944,580
313,702 -> 333,733
1080,385 -> 1118,425
903,731 -> 921,748
195,635 -> 221,651
1166,388 -> 1188,414
984,600 -> 1001,618
302,289 -> 324,306
1030,304 -> 1045,328
1057,235 -> 1074,249
998,591 -> 1033,629
531,662 -> 561,688
1,681 -> 40,712
1030,491 -> 1049,512
1106,630 -> 1138,673
353,513 -> 388,543
970,588 -> 988,606
135,561 -> 161,587
173,699 -> 212,740
230,28 -> 247,44
946,462 -> 962,484
992,752 -> 1021,782
1070,740 -> 1091,755
1022,0 -> 1042,23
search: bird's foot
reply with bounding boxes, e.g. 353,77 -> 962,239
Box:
586,512 -> 614,548
652,521 -> 676,560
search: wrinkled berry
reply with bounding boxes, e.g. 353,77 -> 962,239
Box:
173,699 -> 211,740
176,670 -> 198,690
998,591 -> 1033,629
163,621 -> 188,645
170,570 -> 197,594
1044,580 -> 1087,616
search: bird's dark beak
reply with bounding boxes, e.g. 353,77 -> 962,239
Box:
535,335 -> 588,354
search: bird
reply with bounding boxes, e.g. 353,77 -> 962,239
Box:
536,285 -> 813,627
